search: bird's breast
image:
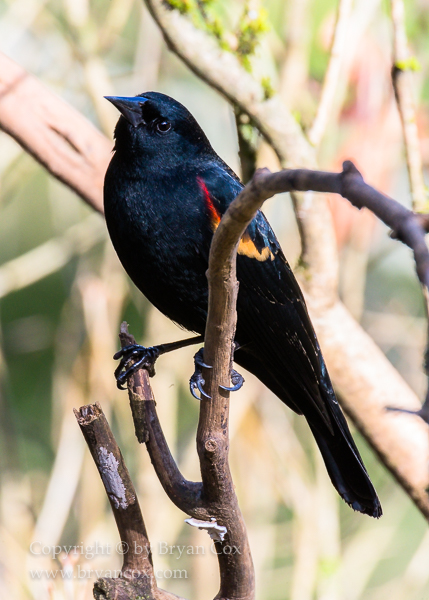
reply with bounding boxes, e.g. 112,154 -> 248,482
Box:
104,173 -> 211,332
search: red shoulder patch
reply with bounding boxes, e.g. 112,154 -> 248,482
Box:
197,177 -> 221,230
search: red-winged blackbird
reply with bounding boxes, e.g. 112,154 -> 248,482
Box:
104,92 -> 382,518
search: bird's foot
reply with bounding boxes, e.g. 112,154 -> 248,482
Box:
114,344 -> 161,390
190,348 -> 212,400
189,348 -> 245,400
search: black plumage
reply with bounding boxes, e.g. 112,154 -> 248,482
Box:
104,91 -> 382,518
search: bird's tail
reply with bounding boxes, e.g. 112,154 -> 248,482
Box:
308,412 -> 382,518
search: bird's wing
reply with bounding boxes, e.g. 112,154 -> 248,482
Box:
236,212 -> 336,430
199,164 -> 334,431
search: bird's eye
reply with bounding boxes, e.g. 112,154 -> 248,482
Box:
156,120 -> 171,134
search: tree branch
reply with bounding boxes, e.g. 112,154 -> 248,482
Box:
197,182 -> 255,600
308,0 -> 353,147
0,52 -> 110,214
390,0 -> 427,213
74,402 -> 155,595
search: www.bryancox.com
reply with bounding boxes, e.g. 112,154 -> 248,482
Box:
29,567 -> 188,581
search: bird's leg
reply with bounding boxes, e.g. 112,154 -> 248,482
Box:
114,335 -> 204,390
189,342 -> 245,400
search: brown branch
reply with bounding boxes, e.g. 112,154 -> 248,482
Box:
74,402 -> 184,600
0,52 -> 111,214
205,162 -> 429,518
390,0 -> 427,213
119,324 -> 205,517
197,189 -> 255,600
248,161 -> 429,290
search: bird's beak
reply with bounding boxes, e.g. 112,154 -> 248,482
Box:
104,96 -> 149,128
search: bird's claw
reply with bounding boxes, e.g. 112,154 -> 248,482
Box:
114,344 -> 160,390
219,369 -> 245,392
199,361 -> 213,369
189,348 -> 212,400
189,372 -> 211,400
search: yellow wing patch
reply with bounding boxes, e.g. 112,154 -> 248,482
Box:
238,232 -> 274,262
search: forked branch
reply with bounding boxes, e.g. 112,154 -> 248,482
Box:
120,323 -> 255,600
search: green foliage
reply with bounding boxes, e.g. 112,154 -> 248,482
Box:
165,0 -> 270,72
236,6 -> 270,70
395,55 -> 421,72
261,76 -> 274,100
165,0 -> 192,14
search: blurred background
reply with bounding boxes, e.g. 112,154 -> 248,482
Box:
0,0 -> 429,598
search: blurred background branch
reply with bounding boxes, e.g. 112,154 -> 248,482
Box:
390,0 -> 427,214
307,0 -> 353,148
0,52 -> 110,213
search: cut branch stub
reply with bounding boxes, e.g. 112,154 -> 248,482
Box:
74,403 -> 154,577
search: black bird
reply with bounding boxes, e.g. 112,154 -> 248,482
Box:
104,92 -> 382,518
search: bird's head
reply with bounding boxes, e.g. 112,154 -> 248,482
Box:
105,92 -> 214,167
